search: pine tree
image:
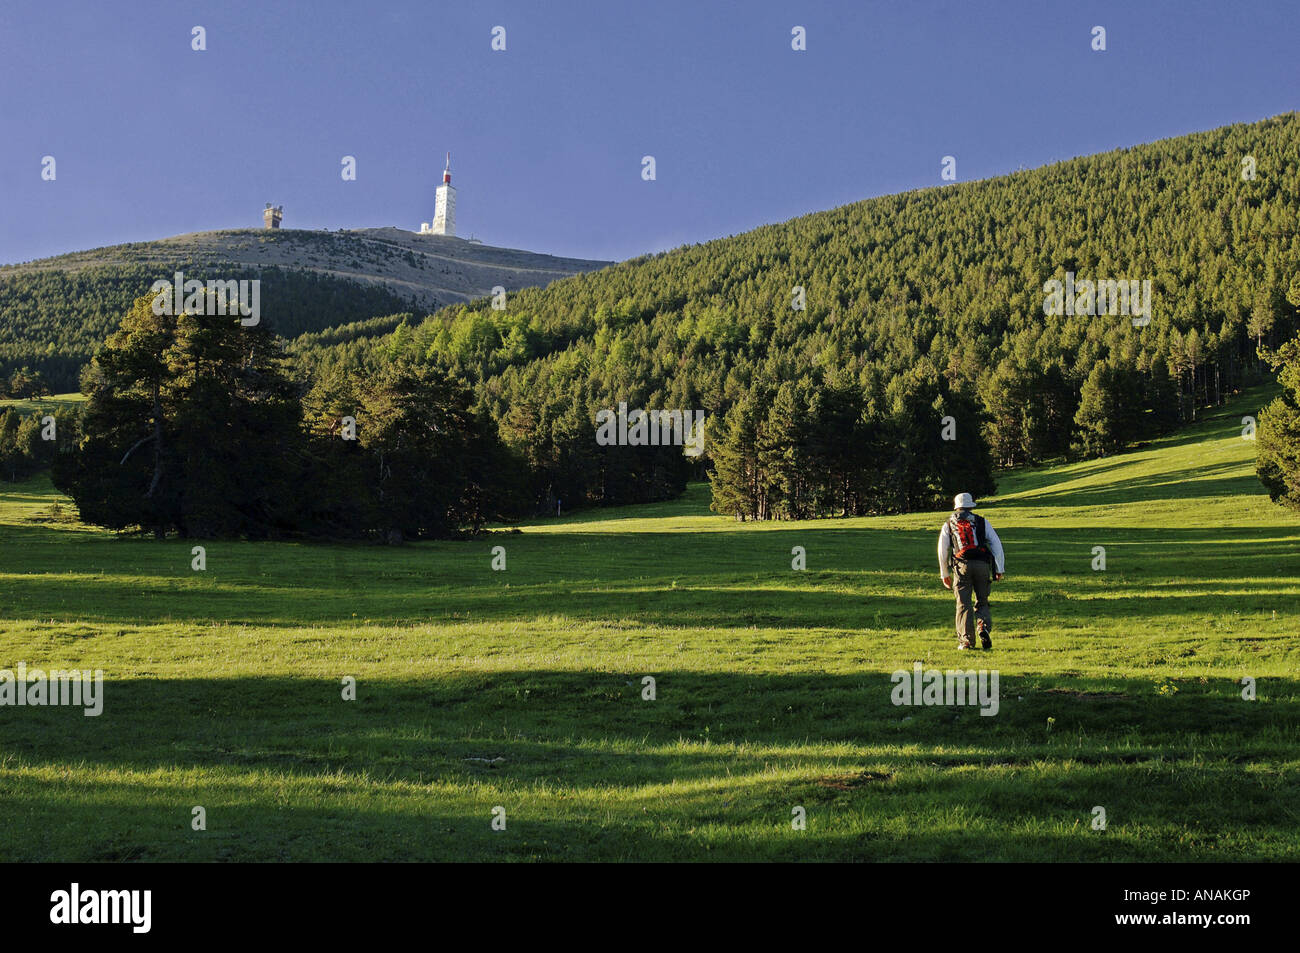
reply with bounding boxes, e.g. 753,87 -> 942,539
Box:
1257,332 -> 1300,510
708,393 -> 766,520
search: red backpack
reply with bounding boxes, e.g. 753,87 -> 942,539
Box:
949,512 -> 991,562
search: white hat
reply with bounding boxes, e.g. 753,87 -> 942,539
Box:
953,492 -> 976,510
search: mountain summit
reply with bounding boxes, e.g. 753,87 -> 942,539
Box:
0,227 -> 613,390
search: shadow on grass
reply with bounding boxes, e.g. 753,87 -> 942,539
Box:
1002,459 -> 1259,509
0,781 -> 1286,862
992,389 -> 1277,501
0,672 -> 1294,860
0,671 -> 1294,775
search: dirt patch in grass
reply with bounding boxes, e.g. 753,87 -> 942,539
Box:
816,770 -> 893,790
52,625 -> 100,640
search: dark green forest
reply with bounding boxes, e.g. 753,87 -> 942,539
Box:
52,294 -> 511,541
0,265 -> 417,392
0,405 -> 78,483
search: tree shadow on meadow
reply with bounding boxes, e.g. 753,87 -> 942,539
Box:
1,670 -> 1294,777
996,459 -> 1259,509
0,671 -> 1294,860
0,780 -> 1283,862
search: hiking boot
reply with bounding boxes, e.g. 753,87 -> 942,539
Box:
978,626 -> 992,650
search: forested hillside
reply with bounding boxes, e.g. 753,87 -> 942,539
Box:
296,113 -> 1300,518
0,265 -> 417,392
0,228 -> 611,392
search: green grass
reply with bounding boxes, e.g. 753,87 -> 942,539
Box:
0,389 -> 1296,861
0,392 -> 85,415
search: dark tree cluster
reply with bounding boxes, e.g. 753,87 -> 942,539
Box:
52,295 -> 517,540
709,367 -> 994,519
0,406 -> 78,482
1,366 -> 53,399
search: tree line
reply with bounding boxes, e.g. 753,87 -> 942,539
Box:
0,406 -> 78,483
0,366 -> 54,399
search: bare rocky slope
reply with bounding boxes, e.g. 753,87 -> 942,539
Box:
4,227 -> 613,312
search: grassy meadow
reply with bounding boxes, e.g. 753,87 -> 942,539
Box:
0,388 -> 1296,861
0,393 -> 85,415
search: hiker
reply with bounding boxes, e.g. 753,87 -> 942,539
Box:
937,492 -> 1006,650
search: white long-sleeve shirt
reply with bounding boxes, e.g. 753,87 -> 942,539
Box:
938,513 -> 1005,578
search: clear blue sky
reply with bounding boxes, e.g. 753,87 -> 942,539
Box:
2,0 -> 1297,265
